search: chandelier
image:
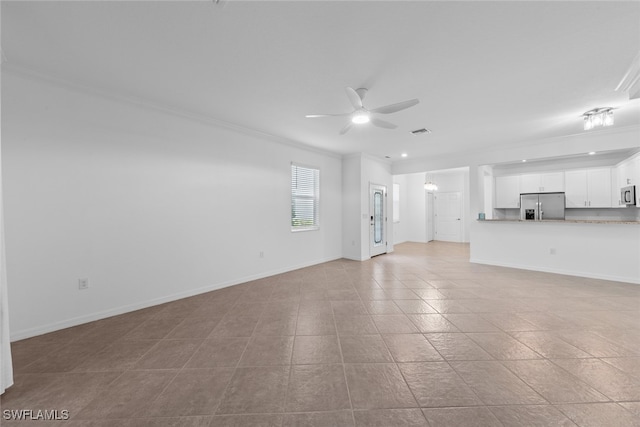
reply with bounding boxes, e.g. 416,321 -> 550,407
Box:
424,173 -> 438,191
583,108 -> 614,131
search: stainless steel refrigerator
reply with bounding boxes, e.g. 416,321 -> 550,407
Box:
520,192 -> 565,221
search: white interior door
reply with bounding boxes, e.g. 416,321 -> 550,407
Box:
426,192 -> 434,242
435,191 -> 462,242
370,184 -> 387,257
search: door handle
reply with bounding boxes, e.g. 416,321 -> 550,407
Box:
456,218 -> 461,220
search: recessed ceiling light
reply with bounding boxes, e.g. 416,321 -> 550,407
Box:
401,153 -> 408,158
588,151 -> 596,155
522,159 -> 527,163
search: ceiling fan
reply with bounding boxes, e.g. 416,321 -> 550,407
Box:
305,87 -> 419,135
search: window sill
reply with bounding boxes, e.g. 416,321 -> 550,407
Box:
291,226 -> 320,233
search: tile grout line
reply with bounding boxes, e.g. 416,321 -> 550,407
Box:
281,279 -> 303,417
333,272 -> 360,427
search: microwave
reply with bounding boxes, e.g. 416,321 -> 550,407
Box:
621,185 -> 636,206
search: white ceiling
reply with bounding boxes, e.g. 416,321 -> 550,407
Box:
2,1 -> 639,163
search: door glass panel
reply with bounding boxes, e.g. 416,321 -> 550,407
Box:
374,191 -> 383,244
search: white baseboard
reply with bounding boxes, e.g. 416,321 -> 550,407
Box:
470,257 -> 640,285
10,255 -> 342,341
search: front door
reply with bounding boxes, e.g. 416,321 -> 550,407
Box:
370,184 -> 387,257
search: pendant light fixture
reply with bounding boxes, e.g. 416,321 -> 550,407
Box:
583,108 -> 614,131
424,173 -> 438,191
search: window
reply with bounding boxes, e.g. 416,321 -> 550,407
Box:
291,163 -> 319,231
393,183 -> 400,223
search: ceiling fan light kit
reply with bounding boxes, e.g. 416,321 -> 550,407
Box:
306,87 -> 419,134
352,112 -> 370,124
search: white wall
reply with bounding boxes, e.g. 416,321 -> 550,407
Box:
405,173 -> 428,243
3,71 -> 343,340
480,165 -> 494,220
392,174 -> 409,244
342,154 -> 362,260
471,221 -> 640,284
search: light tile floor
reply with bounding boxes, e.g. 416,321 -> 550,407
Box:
2,242 -> 640,426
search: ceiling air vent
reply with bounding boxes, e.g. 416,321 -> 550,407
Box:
411,128 -> 432,135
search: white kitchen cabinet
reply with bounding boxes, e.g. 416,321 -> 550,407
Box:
636,156 -> 640,207
617,159 -> 633,189
495,175 -> 521,208
565,168 -> 612,208
540,172 -> 565,192
616,154 -> 640,186
520,172 -> 564,193
613,154 -> 640,206
520,174 -> 540,193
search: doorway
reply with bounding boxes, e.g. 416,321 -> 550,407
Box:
370,184 -> 387,257
435,191 -> 462,242
426,192 -> 435,242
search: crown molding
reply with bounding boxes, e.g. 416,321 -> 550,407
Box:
616,51 -> 640,100
392,123 -> 640,175
341,152 -> 393,168
1,62 -> 342,159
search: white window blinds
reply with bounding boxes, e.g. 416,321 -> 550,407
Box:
291,164 -> 319,231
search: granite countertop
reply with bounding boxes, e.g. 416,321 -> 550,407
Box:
478,219 -> 640,224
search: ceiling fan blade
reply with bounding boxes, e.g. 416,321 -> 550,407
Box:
370,99 -> 419,114
370,117 -> 398,129
345,87 -> 363,110
339,122 -> 354,135
305,112 -> 351,118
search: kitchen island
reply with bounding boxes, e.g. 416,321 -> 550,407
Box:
470,219 -> 640,284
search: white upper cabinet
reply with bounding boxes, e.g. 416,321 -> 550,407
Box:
495,175 -> 521,208
616,153 -> 640,186
636,156 -> 640,207
565,168 -> 612,208
540,172 -> 565,192
520,174 -> 540,193
617,159 -> 633,189
521,172 -> 565,193
615,154 -> 640,207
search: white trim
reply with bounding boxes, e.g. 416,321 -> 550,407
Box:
392,124 -> 640,175
615,51 -> 640,98
10,256 -> 342,342
470,257 -> 640,285
2,63 -> 342,160
291,226 -> 319,233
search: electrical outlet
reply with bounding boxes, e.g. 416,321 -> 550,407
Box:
78,278 -> 89,290
259,251 -> 264,258
549,248 -> 556,255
